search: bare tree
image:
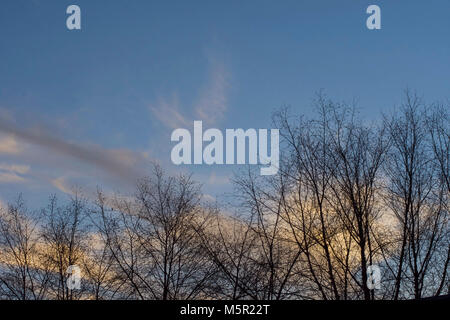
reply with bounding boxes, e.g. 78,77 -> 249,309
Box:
0,196 -> 50,300
196,210 -> 260,299
274,105 -> 347,300
231,169 -> 306,300
97,165 -> 217,299
382,92 -> 449,299
40,194 -> 89,300
273,96 -> 388,300
426,103 -> 450,296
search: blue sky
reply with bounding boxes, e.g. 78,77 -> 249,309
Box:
0,0 -> 449,208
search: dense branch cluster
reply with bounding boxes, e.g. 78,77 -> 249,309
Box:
0,92 -> 448,300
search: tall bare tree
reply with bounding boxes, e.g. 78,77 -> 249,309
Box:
382,92 -> 449,299
97,165 -> 217,299
40,194 -> 88,300
0,196 -> 51,299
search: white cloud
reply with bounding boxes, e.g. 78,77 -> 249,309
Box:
208,172 -> 230,185
150,57 -> 230,129
0,171 -> 25,183
201,193 -> 217,203
0,162 -> 30,183
195,59 -> 229,125
0,118 -> 152,187
0,116 -> 159,198
0,134 -> 22,154
51,176 -> 73,195
0,163 -> 30,174
149,94 -> 190,130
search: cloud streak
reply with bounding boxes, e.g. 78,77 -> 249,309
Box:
0,118 -> 148,186
51,176 -> 74,195
0,172 -> 26,183
0,162 -> 30,183
195,59 -> 229,125
149,94 -> 191,130
0,163 -> 30,174
150,57 -> 230,129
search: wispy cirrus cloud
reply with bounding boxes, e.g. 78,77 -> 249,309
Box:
51,176 -> 74,195
150,57 -> 230,129
194,59 -> 229,126
149,94 -> 191,130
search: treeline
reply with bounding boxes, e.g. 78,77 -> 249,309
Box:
0,92 -> 448,300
